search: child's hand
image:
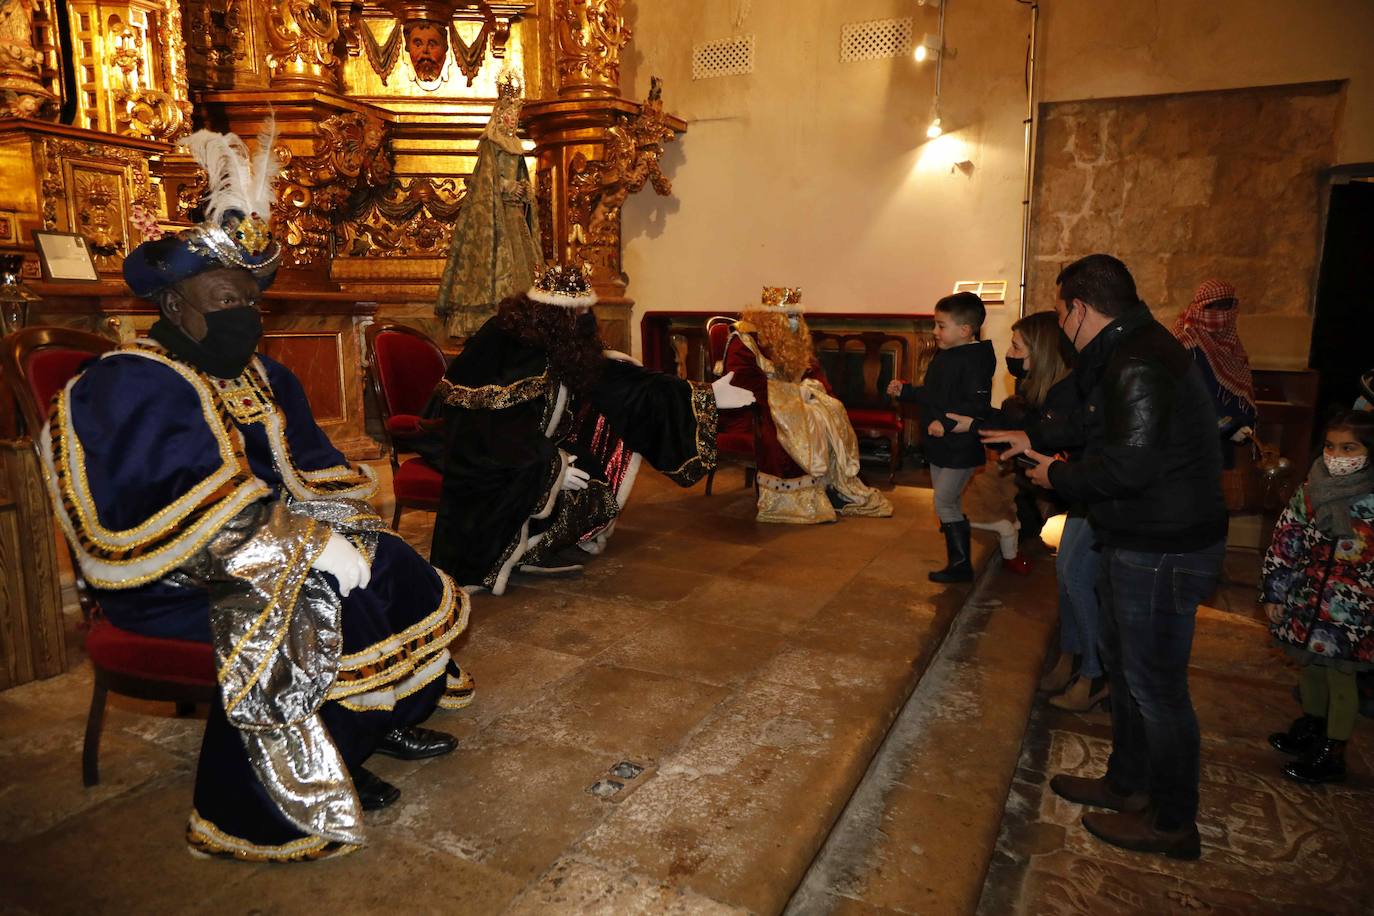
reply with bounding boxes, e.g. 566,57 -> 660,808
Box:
927,420 -> 944,438
945,412 -> 973,433
981,429 -> 1030,458
1263,602 -> 1284,625
886,379 -> 906,398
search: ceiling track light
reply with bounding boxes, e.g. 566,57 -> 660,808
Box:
914,33 -> 941,62
917,0 -> 943,8
927,115 -> 943,139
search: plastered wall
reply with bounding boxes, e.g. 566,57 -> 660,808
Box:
618,0 -> 1374,378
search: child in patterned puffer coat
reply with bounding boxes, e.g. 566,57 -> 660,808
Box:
1262,410 -> 1374,784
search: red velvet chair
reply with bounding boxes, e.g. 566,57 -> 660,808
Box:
0,326 -> 217,787
703,316 -> 759,495
365,323 -> 447,528
811,330 -> 908,482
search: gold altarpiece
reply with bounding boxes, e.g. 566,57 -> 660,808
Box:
0,0 -> 683,685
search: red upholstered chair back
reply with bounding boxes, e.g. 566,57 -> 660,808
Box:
370,325 -> 447,418
2,326 -> 116,436
706,316 -> 736,379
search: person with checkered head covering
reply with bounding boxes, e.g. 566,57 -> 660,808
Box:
1172,279 -> 1257,468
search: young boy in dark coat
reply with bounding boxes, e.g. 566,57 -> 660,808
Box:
887,292 -> 996,581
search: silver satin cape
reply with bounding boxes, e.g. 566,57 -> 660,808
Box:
184,496 -> 387,847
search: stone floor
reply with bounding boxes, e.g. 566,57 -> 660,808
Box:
4,459 -> 1371,915
977,593 -> 1374,916
0,461 -> 998,915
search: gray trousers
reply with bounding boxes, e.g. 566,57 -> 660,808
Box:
929,464 -> 976,524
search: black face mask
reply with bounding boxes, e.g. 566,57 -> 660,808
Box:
150,306 -> 263,379
1005,356 -> 1027,379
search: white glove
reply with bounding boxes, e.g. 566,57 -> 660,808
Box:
1231,425 -> 1253,444
561,454 -> 591,491
711,371 -> 756,410
312,532 -> 371,597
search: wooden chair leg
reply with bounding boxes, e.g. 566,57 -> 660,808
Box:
83,680 -> 108,787
705,467 -> 716,495
174,702 -> 196,717
391,502 -> 403,530
746,466 -> 757,493
889,432 -> 900,483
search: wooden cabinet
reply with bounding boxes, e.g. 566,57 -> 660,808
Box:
0,439 -> 67,689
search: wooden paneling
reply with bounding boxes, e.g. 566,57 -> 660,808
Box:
0,440 -> 67,689
261,332 -> 346,423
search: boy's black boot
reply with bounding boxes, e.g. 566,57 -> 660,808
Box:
1268,714 -> 1325,755
1283,738 -> 1346,784
929,519 -> 974,583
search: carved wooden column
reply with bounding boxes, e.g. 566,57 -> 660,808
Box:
520,0 -> 683,352
0,0 -> 60,119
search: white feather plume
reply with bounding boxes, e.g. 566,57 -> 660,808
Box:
179,117 -> 280,226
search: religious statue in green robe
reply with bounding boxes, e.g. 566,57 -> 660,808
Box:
436,70 -> 543,338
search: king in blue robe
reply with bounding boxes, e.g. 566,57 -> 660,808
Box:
41,124 -> 471,862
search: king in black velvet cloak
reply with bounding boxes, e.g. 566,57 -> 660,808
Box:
429,288 -> 721,595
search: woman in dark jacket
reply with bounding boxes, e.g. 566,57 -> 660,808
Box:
968,312 -> 1103,711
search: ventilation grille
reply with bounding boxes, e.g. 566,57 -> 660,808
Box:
953,280 -> 1008,304
841,17 -> 913,63
692,35 -> 755,80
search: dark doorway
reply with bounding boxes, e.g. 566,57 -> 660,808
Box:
1309,177 -> 1374,422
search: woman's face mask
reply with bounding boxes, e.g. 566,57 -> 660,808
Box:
1005,356 -> 1027,379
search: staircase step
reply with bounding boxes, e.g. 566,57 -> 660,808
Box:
785,553 -> 1059,915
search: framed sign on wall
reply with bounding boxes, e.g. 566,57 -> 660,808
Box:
32,231 -> 100,283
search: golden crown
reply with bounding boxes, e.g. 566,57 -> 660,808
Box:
496,69 -> 523,100
529,262 -> 596,307
761,286 -> 803,310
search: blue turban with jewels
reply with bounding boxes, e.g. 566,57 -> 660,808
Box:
123,123 -> 282,299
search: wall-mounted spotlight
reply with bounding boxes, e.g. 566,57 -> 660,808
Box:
926,115 -> 943,139
914,33 -> 942,62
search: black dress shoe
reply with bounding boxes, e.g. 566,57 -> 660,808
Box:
351,766 -> 400,811
1269,714 -> 1325,755
374,725 -> 459,760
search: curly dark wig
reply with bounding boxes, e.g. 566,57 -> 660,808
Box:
496,294 -> 604,394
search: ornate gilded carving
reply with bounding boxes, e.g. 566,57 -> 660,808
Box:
274,112 -> 392,269
0,0 -> 59,118
61,1 -> 192,138
105,8 -> 191,141
553,0 -> 629,99
535,166 -> 554,264
565,78 -> 677,282
345,1 -> 530,90
184,0 -> 265,89
265,0 -> 342,89
339,175 -> 464,257
38,136 -> 160,270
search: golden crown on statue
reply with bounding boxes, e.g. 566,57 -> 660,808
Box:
496,69 -> 523,100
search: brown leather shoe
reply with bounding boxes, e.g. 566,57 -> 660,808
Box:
1049,774 -> 1149,812
1082,808 -> 1201,860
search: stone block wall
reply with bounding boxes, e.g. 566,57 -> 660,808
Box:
1027,81 -> 1343,366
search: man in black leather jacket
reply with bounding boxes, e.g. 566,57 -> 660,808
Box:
1021,254 -> 1227,861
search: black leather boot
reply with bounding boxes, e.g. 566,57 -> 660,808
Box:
1283,738 -> 1347,784
1269,714 -> 1325,755
929,519 -> 974,583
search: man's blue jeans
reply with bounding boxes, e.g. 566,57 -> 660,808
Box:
1098,540 -> 1225,829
